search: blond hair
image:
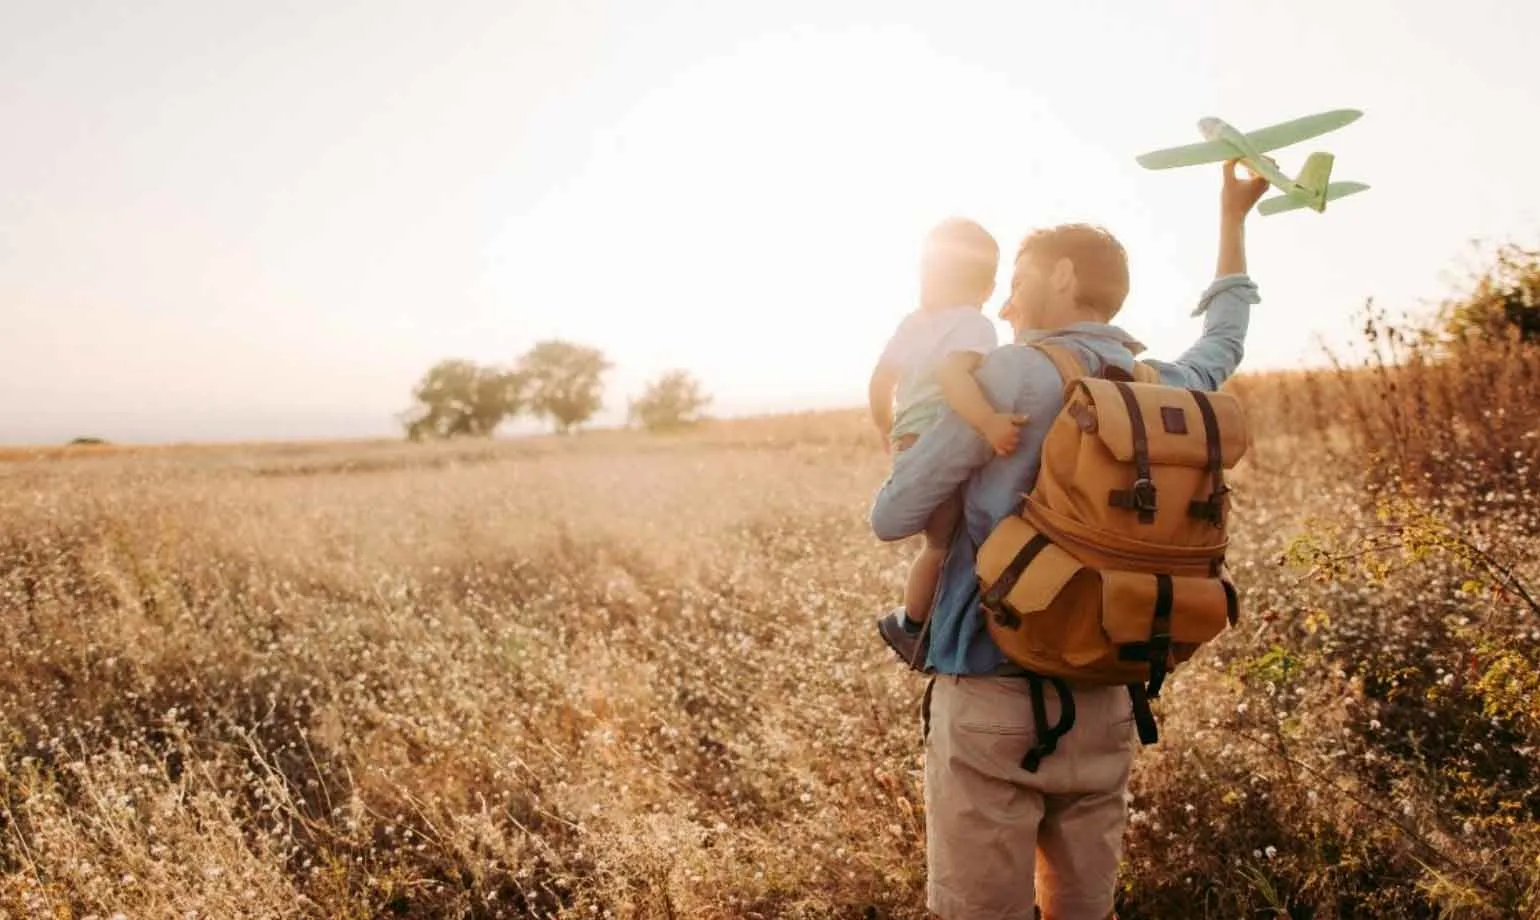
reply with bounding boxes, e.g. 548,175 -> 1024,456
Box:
921,217 -> 999,306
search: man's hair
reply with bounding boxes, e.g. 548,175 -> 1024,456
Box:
921,217 -> 999,303
1016,223 -> 1129,319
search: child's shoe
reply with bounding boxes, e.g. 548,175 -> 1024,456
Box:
876,607 -> 929,671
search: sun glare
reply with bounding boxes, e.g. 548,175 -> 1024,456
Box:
492,24 -> 1106,410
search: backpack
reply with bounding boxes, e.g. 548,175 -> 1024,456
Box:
972,343 -> 1251,770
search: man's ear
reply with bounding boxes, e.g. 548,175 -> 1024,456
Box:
1050,257 -> 1076,293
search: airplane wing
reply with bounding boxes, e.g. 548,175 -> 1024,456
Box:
1258,181 -> 1370,216
1135,140 -> 1236,170
1241,109 -> 1363,154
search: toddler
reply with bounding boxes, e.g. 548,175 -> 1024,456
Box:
869,217 -> 1026,667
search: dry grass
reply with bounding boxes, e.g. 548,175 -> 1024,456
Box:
3,335 -> 1538,918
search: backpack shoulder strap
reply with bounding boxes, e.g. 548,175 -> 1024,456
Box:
1131,361 -> 1162,384
1033,342 -> 1163,387
1030,343 -> 1088,387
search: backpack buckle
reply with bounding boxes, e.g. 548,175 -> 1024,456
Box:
1109,478 -> 1159,524
1131,478 -> 1158,513
987,601 -> 1022,630
1187,485 -> 1231,527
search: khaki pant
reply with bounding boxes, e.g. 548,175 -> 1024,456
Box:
924,675 -> 1135,920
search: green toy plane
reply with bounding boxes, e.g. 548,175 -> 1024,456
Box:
1136,109 -> 1369,216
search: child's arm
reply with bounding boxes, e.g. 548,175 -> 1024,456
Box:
868,362 -> 899,448
936,352 -> 1027,456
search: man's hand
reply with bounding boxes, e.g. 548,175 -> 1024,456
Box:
1216,159 -> 1269,277
981,412 -> 1027,456
1221,159 -> 1269,223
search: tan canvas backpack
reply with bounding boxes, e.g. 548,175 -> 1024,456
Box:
973,343 -> 1251,769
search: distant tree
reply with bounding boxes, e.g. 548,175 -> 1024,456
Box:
1440,242 -> 1540,345
68,437 -> 108,447
518,340 -> 611,434
402,359 -> 524,441
629,369 -> 712,432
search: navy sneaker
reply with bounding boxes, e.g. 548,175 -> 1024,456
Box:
877,607 -> 929,671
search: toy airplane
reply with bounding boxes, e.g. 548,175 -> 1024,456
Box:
1136,109 -> 1369,216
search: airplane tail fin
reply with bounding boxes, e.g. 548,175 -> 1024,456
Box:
1295,151 -> 1335,198
1258,181 -> 1370,216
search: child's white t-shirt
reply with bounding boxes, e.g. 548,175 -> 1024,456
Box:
879,306 -> 999,442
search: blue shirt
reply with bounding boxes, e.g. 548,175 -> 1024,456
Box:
868,273 -> 1261,675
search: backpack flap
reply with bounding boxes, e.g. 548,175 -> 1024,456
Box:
1098,570 -> 1234,688
1078,378 -> 1251,470
976,516 -> 1085,621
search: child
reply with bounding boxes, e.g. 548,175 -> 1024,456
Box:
869,217 -> 1026,667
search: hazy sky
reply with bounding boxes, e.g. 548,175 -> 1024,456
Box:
3,0 -> 1537,444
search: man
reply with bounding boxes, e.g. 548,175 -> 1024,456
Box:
868,161 -> 1270,920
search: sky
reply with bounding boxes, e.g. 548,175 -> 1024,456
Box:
2,0 -> 1538,444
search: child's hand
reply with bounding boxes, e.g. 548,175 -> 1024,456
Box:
983,412 -> 1028,456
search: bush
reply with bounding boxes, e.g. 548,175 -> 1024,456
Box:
628,370 -> 711,432
1165,275 -> 1540,918
1439,241 -> 1540,346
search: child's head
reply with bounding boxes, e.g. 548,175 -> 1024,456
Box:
919,217 -> 999,310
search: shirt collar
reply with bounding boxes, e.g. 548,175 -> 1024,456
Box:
1015,322 -> 1147,355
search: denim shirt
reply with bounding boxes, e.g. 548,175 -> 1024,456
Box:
867,274 -> 1261,675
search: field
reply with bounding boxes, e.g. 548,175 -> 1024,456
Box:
3,333 -> 1540,919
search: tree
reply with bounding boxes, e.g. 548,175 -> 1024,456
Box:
1439,242 -> 1540,345
518,340 -> 611,434
629,369 -> 712,432
402,359 -> 524,441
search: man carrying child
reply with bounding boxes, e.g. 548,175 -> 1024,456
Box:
868,161 -> 1269,920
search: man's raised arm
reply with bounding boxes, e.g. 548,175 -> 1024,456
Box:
1144,159 -> 1269,392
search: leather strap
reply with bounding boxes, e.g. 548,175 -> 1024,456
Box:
921,676 -> 936,743
1128,684 -> 1159,744
1030,343 -> 1088,390
1147,574 -> 1173,698
1187,389 -> 1228,526
1108,381 -> 1157,524
1021,675 -> 1076,772
981,533 -> 1052,628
